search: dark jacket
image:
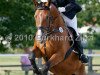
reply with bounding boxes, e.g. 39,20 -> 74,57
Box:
52,0 -> 82,19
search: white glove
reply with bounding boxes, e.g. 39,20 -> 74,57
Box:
58,7 -> 66,12
41,0 -> 48,2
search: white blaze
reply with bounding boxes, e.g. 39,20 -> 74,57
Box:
36,11 -> 44,41
37,29 -> 42,36
39,12 -> 42,25
36,29 -> 43,41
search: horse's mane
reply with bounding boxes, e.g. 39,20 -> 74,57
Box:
50,3 -> 60,16
49,3 -> 65,27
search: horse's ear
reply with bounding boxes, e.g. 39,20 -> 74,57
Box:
45,0 -> 51,7
33,0 -> 38,7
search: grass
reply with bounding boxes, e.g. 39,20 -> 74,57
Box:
93,57 -> 100,65
0,56 -> 20,65
0,70 -> 34,75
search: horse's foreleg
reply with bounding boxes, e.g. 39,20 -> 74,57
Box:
29,45 -> 42,75
40,52 -> 64,75
29,52 -> 41,74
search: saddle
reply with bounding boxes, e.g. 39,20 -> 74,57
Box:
67,27 -> 77,45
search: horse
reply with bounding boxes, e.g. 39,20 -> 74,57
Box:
29,0 -> 86,75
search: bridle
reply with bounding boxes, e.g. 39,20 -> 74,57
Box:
35,2 -> 60,38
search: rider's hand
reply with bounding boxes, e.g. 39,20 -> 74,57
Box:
58,7 -> 66,12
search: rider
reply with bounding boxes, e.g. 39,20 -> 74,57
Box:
51,0 -> 88,63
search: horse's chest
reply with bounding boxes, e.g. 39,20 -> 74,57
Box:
40,45 -> 55,58
37,41 -> 56,58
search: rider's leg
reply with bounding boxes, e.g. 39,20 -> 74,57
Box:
61,13 -> 79,35
61,13 -> 88,63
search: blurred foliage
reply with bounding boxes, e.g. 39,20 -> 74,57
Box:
81,27 -> 100,49
0,43 -> 7,53
92,33 -> 100,49
86,33 -> 100,49
77,0 -> 100,49
0,0 -> 36,51
77,0 -> 100,27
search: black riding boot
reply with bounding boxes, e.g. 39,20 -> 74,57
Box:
75,36 -> 88,63
28,52 -> 41,75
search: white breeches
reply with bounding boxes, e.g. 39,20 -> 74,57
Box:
60,13 -> 79,35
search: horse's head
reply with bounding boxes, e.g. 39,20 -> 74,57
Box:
33,0 -> 60,42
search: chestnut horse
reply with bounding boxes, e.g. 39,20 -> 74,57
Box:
29,0 -> 86,75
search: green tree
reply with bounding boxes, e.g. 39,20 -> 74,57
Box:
77,0 -> 100,27
0,0 -> 36,52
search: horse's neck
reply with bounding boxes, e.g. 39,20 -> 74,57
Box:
55,15 -> 65,27
50,4 -> 65,28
